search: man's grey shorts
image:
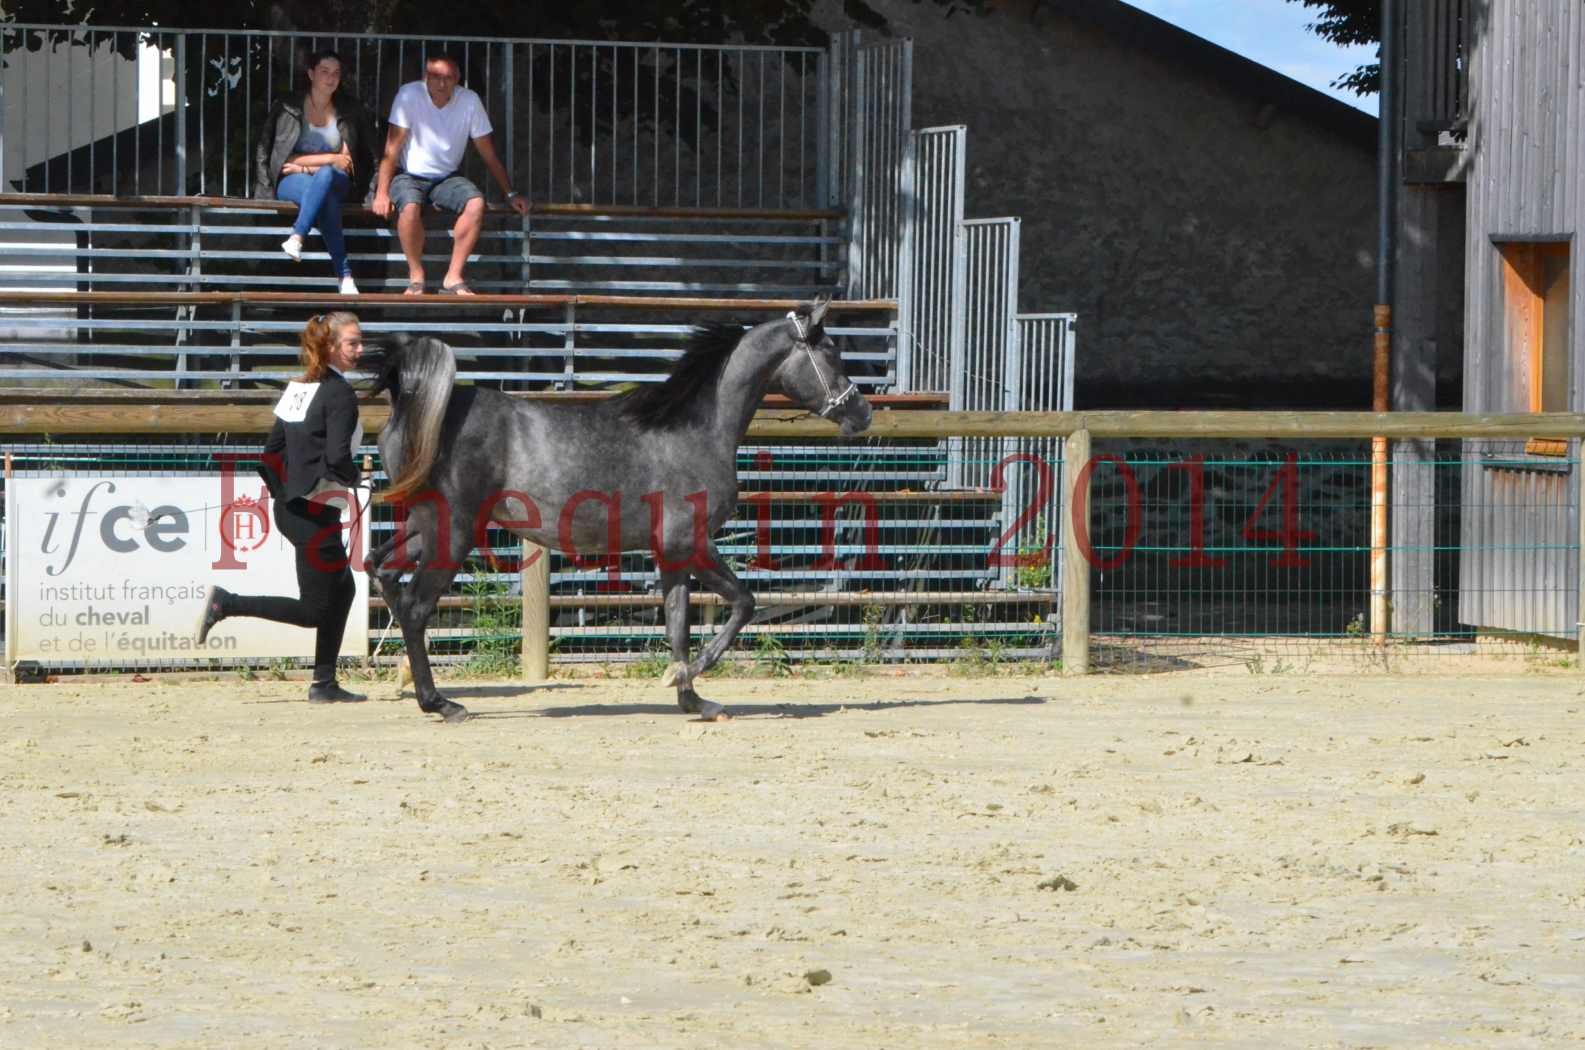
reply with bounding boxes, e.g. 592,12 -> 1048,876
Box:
389,171 -> 483,214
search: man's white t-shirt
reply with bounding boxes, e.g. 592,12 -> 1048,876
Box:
388,81 -> 492,179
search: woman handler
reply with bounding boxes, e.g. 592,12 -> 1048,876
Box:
197,312 -> 367,703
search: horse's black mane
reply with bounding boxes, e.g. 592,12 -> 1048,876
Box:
614,322 -> 747,429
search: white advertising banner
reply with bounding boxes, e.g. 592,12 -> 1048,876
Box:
5,475 -> 370,665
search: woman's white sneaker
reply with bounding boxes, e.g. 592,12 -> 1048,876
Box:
338,276 -> 360,295
281,234 -> 303,261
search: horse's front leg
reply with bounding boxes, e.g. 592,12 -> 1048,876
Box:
367,517 -> 427,615
364,525 -> 407,579
368,521 -> 423,689
670,546 -> 754,721
381,502 -> 473,723
657,568 -> 716,718
394,564 -> 470,723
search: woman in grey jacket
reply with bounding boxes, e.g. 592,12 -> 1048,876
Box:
253,50 -> 374,294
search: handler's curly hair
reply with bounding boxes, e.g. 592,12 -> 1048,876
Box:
299,311 -> 360,381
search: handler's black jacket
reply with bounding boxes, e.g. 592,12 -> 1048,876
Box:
259,370 -> 361,502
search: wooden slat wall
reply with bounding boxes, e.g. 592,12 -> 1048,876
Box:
1460,0 -> 1584,634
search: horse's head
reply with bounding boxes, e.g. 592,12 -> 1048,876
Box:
360,333 -> 457,504
359,333 -> 455,405
770,297 -> 874,437
357,333 -> 408,399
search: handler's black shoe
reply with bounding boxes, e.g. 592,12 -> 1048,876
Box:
195,586 -> 231,645
307,681 -> 367,704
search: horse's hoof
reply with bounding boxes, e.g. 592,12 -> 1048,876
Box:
418,692 -> 466,719
680,690 -> 726,721
660,660 -> 688,688
420,696 -> 470,722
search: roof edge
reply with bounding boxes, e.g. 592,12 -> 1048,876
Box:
1057,0 -> 1378,149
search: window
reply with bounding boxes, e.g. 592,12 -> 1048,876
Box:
1497,241 -> 1571,412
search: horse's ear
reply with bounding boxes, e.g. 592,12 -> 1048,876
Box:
806,294 -> 831,328
369,332 -> 408,365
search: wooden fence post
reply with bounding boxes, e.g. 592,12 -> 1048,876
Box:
2,451 -> 13,683
1577,447 -> 1585,670
1062,428 -> 1091,675
521,541 -> 550,681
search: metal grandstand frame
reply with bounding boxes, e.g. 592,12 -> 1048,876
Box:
0,23 -> 1085,673
1,24 -> 834,209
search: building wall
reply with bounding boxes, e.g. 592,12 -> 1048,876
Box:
815,0 -> 1380,409
1463,0 -> 1583,414
1,35 -> 169,193
1457,0 -> 1584,636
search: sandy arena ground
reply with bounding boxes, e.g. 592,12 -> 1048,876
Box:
2,668 -> 1583,1048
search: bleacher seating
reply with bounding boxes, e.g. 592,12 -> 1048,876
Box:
0,190 -> 1050,666
0,192 -> 886,390
0,194 -> 845,298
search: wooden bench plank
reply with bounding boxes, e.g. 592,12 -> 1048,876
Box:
0,193 -> 844,223
0,290 -> 896,311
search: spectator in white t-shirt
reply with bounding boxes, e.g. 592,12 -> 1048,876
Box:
371,54 -> 529,295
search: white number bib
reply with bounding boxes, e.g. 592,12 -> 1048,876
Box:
273,381 -> 320,422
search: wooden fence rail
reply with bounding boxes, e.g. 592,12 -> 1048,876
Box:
7,396 -> 1585,439
7,406 -> 1585,676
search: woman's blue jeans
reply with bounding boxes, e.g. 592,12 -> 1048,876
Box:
276,167 -> 352,278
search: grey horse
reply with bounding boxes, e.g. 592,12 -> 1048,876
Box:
364,298 -> 874,722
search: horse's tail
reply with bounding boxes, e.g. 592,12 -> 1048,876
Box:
377,335 -> 456,505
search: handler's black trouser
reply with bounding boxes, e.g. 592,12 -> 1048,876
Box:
224,498 -> 356,684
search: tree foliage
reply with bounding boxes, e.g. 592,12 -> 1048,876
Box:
1288,0 -> 1380,96
4,0 -> 988,45
3,0 -> 987,180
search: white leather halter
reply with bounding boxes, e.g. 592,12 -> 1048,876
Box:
787,311 -> 858,418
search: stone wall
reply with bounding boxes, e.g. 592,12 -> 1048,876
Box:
814,0 -> 1393,410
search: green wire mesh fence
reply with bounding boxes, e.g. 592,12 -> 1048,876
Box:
1084,438 -> 1578,672
3,435 -> 1579,676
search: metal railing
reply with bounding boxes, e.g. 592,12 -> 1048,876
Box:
896,124 -> 966,396
0,195 -> 847,299
840,34 -> 911,300
0,290 -> 898,388
957,217 -> 1020,492
2,24 -> 834,208
1409,0 -> 1469,135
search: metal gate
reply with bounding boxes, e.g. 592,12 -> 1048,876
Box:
959,217 -> 1020,495
835,33 -> 912,300
896,125 -> 967,395
1013,313 -> 1077,600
